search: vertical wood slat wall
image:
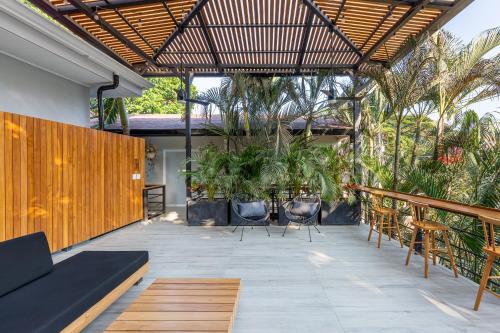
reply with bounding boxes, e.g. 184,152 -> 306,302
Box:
0,111 -> 145,252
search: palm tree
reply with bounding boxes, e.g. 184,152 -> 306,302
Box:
362,39 -> 432,191
201,77 -> 240,151
252,77 -> 295,155
408,98 -> 434,168
91,97 -> 130,135
289,72 -> 332,140
230,73 -> 257,139
427,28 -> 500,161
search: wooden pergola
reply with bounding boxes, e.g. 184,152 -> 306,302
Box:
30,0 -> 472,76
29,0 -> 474,196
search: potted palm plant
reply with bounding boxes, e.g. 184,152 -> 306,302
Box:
187,144 -> 229,226
314,144 -> 361,225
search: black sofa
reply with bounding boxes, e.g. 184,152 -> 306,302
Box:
0,232 -> 148,333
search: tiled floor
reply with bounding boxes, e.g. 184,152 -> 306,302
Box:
54,209 -> 499,333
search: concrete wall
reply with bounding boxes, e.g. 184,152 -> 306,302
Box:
145,135 -> 349,206
0,53 -> 90,127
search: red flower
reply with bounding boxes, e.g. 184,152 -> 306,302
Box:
438,147 -> 463,165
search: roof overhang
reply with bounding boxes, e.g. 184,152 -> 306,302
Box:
28,0 -> 474,77
0,0 -> 153,97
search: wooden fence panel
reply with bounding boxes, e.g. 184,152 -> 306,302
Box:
0,111 -> 145,252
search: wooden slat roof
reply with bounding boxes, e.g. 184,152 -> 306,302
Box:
30,0 -> 472,76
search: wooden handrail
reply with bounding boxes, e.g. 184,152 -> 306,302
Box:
355,185 -> 500,225
144,184 -> 166,190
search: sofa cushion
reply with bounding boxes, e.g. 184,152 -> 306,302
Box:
290,200 -> 319,218
238,201 -> 266,218
0,250 -> 148,333
0,232 -> 53,297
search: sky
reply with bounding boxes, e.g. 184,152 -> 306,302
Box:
193,0 -> 499,117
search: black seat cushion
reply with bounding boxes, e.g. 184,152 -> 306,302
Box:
290,200 -> 319,218
0,250 -> 148,333
238,201 -> 267,218
0,232 -> 53,297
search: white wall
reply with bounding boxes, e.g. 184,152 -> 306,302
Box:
0,53 -> 90,127
144,136 -> 223,206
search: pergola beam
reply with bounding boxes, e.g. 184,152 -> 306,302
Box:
356,0 -> 432,66
383,0 -> 474,65
161,1 -> 179,27
153,0 -> 209,61
66,0 -> 154,64
188,23 -> 326,29
334,0 -> 346,23
58,0 -> 165,15
36,0 -> 469,75
57,0 -> 453,16
369,0 -> 454,11
110,4 -> 155,52
302,0 -> 362,58
296,9 -> 315,73
157,63 -> 356,69
162,49 -> 354,54
28,0 -> 134,69
197,12 -> 222,72
359,3 -> 397,51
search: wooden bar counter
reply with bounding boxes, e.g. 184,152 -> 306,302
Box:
356,185 -> 500,224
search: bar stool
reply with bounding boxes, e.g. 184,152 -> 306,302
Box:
367,193 -> 403,248
405,200 -> 458,278
474,215 -> 499,311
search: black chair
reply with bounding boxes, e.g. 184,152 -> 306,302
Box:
231,194 -> 271,241
282,194 -> 321,242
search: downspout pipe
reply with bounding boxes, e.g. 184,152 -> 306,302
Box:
97,74 -> 120,130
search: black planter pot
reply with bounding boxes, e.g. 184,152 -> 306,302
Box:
320,200 -> 361,225
187,199 -> 228,226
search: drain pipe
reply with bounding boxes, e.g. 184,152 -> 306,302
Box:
97,74 -> 120,130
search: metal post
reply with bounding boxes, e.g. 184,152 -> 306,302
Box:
185,71 -> 193,199
143,188 -> 148,221
352,89 -> 362,179
352,72 -> 363,225
162,184 -> 166,214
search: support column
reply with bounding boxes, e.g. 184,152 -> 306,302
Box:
352,72 -> 362,225
353,100 -> 362,178
185,71 -> 193,200
352,77 -> 362,181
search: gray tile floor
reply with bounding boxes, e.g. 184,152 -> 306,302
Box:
54,209 -> 499,333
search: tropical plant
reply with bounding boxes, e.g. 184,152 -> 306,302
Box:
362,38 -> 432,191
90,97 -> 130,134
408,98 -> 435,168
252,77 -> 296,155
189,144 -> 227,201
200,77 -> 241,151
426,28 -> 500,161
289,72 -> 332,140
126,77 -> 196,114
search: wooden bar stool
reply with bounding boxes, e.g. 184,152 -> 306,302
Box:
405,200 -> 458,278
474,216 -> 499,311
368,193 -> 404,248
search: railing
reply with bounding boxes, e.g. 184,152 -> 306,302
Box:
357,186 -> 499,292
143,185 -> 166,220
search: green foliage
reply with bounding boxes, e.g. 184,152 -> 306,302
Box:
189,139 -> 350,202
190,73 -> 353,202
188,144 -> 227,201
89,78 -> 198,127
125,78 -> 197,114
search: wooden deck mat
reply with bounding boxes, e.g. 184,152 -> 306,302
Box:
104,278 -> 241,333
